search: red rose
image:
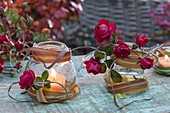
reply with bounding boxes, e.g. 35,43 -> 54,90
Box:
16,62 -> 22,70
19,70 -> 36,90
0,35 -> 10,44
15,40 -> 24,51
84,57 -> 101,75
114,42 -> 130,59
0,60 -> 4,73
94,19 -> 117,43
140,57 -> 154,70
136,34 -> 149,47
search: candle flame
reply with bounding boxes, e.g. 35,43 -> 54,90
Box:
164,55 -> 169,61
50,68 -> 56,80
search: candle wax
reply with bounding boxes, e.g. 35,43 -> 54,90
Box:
158,56 -> 170,67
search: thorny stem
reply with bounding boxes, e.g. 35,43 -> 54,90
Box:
2,71 -> 11,74
110,58 -> 119,69
0,24 -> 5,33
25,27 -> 30,43
139,46 -> 144,57
14,10 -> 23,28
1,17 -> 7,33
2,70 -> 16,75
9,51 -> 17,73
4,65 -> 16,68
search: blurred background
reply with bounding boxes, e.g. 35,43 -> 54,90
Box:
63,0 -> 170,48
1,0 -> 170,49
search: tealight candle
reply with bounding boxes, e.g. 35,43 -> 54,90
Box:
48,68 -> 66,91
158,55 -> 170,67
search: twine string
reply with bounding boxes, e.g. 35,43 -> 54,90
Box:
8,81 -> 69,103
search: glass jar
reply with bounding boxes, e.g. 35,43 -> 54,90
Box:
105,50 -> 158,94
25,41 -> 80,103
26,41 -> 77,84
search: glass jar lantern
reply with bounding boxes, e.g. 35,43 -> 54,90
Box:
25,41 -> 80,103
104,50 -> 158,108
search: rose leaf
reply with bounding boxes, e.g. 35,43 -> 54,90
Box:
36,77 -> 43,82
41,70 -> 49,80
104,46 -> 113,56
110,69 -> 122,83
100,63 -> 107,73
94,50 -> 105,59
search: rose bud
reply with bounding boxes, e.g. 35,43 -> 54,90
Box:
136,34 -> 149,47
140,57 -> 154,70
84,57 -> 101,75
19,70 -> 36,90
114,41 -> 130,59
0,59 -> 4,73
15,40 -> 24,51
94,19 -> 117,43
16,62 -> 22,70
0,35 -> 10,44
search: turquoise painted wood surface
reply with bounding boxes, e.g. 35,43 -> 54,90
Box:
0,56 -> 170,113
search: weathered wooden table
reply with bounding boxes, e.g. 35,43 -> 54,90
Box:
0,56 -> 170,113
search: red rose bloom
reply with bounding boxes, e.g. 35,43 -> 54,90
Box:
94,19 -> 117,43
114,42 -> 130,59
0,60 -> 4,73
84,57 -> 101,75
15,40 -> 24,51
19,70 -> 36,90
0,35 -> 10,44
16,62 -> 22,70
136,34 -> 149,47
140,57 -> 154,70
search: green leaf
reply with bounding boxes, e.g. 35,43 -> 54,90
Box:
100,63 -> 107,73
44,80 -> 51,89
94,50 -> 105,59
110,69 -> 122,83
104,46 -> 113,56
7,12 -> 18,23
41,70 -> 49,80
36,77 -> 43,82
112,32 -> 116,37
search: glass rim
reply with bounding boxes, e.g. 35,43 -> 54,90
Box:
34,41 -> 68,50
